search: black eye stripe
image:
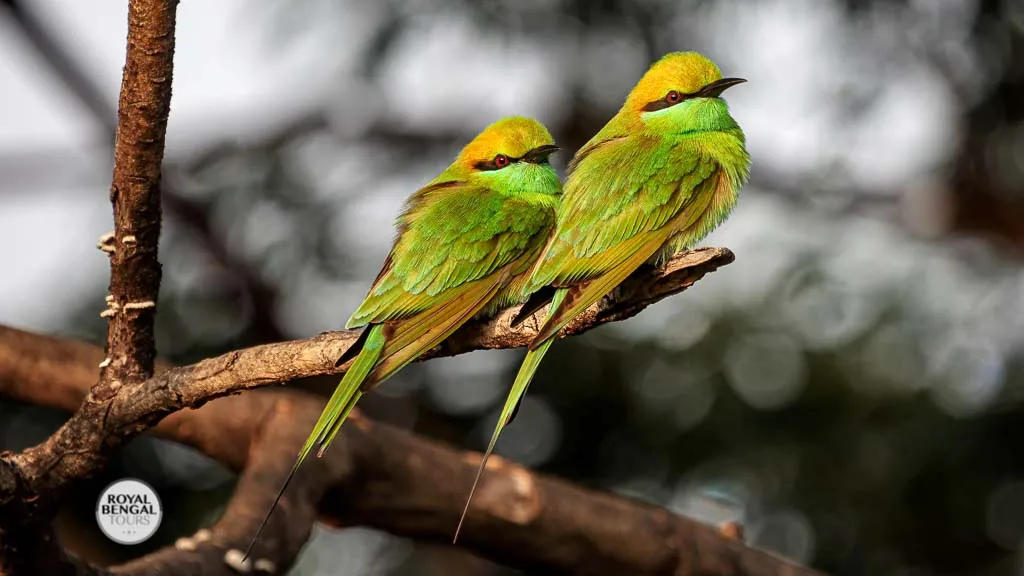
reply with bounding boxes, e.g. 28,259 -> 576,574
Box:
642,99 -> 680,112
642,78 -> 747,112
473,145 -> 558,171
642,90 -> 694,112
474,156 -> 520,171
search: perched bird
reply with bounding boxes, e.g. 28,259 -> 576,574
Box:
455,52 -> 750,540
245,116 -> 561,557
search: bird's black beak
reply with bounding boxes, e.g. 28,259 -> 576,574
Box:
525,144 -> 560,163
698,77 -> 747,98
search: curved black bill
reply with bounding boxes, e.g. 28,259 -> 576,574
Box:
698,77 -> 747,98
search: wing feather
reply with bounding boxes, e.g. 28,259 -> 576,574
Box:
532,228 -> 672,344
347,181 -> 553,329
365,269 -> 511,388
532,136 -> 719,289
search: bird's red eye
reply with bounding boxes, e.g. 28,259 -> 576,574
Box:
666,90 -> 681,103
494,154 -> 509,168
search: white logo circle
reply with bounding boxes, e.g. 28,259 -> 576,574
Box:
95,478 -> 163,545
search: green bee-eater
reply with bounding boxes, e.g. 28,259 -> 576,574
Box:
455,52 -> 751,539
246,116 -> 561,556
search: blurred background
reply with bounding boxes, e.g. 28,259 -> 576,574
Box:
1,0 -> 1023,574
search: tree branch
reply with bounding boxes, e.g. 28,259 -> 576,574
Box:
103,0 -> 174,393
0,263 -> 824,575
0,0 -> 177,572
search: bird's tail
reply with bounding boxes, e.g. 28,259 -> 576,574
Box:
453,288 -> 566,542
243,324 -> 384,560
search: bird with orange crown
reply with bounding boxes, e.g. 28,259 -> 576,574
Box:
456,52 -> 751,541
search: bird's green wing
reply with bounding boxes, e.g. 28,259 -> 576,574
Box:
348,180 -> 553,329
368,268 -> 512,385
314,273 -> 510,461
528,137 -> 721,343
537,136 -> 718,286
345,179 -> 554,391
531,229 -> 671,345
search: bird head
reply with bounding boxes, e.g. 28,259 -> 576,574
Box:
457,116 -> 559,172
624,52 -> 746,134
444,116 -> 561,195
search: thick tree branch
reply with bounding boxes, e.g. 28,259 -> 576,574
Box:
0,0 -> 177,573
0,284 -> 823,575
